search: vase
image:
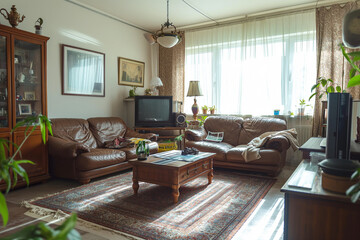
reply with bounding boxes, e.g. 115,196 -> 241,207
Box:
35,25 -> 42,35
298,108 -> 305,116
137,152 -> 147,161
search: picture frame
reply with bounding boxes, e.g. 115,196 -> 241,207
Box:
118,57 -> 144,87
19,104 -> 32,115
24,91 -> 35,100
62,44 -> 105,97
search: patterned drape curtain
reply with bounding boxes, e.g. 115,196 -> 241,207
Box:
313,2 -> 360,137
159,32 -> 185,112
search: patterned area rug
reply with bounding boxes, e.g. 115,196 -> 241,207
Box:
24,169 -> 275,240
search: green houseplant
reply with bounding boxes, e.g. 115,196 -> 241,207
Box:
201,105 -> 208,114
136,140 -> 149,160
298,99 -> 312,116
209,106 -> 216,114
0,114 -> 80,239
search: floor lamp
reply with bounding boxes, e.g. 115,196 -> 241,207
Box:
187,81 -> 203,120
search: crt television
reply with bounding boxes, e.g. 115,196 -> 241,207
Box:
135,96 -> 174,127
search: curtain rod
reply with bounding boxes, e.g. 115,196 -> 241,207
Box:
181,0 -> 360,32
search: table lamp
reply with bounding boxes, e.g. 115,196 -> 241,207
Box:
187,80 -> 203,120
150,77 -> 163,95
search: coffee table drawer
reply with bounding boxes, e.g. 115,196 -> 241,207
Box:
179,161 -> 210,182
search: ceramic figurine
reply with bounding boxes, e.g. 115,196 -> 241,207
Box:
0,5 -> 25,28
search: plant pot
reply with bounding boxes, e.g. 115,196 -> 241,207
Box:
202,109 -> 207,114
298,108 -> 305,116
210,110 -> 215,114
35,25 -> 42,35
137,152 -> 147,161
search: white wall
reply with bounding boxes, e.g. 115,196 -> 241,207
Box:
1,0 -> 151,119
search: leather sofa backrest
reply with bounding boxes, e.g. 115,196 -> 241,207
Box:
204,116 -> 243,146
88,117 -> 127,147
51,118 -> 97,148
238,117 -> 287,144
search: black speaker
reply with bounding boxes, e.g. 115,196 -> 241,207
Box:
174,113 -> 186,127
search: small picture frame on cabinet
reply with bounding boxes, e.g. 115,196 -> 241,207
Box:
24,91 -> 35,100
19,104 -> 32,115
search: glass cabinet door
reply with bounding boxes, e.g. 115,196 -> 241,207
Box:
0,35 -> 9,128
14,39 -> 42,123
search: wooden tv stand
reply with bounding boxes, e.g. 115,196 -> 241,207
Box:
134,126 -> 186,149
281,160 -> 360,239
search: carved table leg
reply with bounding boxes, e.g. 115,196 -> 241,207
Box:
208,169 -> 213,184
172,184 -> 180,203
132,166 -> 139,195
133,179 -> 139,195
208,160 -> 214,184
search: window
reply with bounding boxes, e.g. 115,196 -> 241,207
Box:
185,10 -> 316,116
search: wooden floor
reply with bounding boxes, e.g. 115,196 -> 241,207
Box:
0,161 -> 298,239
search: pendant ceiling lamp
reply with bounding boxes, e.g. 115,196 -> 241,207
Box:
153,0 -> 182,48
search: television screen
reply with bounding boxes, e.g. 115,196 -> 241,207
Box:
135,96 -> 173,127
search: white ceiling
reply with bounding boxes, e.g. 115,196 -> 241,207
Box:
69,0 -> 344,32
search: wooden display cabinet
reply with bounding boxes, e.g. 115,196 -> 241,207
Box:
0,24 -> 49,190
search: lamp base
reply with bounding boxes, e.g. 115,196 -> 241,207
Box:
191,98 -> 199,120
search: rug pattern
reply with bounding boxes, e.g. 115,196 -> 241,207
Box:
28,170 -> 275,239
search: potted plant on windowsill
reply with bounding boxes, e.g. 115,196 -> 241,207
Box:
298,99 -> 311,116
201,105 -> 208,114
209,106 -> 216,114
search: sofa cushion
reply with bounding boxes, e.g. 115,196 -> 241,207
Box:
76,148 -> 126,171
238,117 -> 287,145
226,146 -> 281,165
51,118 -> 97,149
204,116 -> 243,146
186,141 -> 234,161
88,117 -> 127,147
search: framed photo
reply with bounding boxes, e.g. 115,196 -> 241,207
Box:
118,57 -> 144,87
62,44 -> 105,97
24,91 -> 35,100
19,104 -> 32,115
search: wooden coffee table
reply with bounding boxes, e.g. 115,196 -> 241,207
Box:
128,151 -> 215,203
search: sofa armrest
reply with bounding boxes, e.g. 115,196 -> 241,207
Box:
264,135 -> 290,152
125,128 -> 157,141
49,136 -> 90,159
185,128 -> 207,141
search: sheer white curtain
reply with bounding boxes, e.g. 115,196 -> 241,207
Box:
185,10 -> 316,116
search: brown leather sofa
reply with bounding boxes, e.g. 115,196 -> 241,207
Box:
185,116 -> 290,176
48,117 -> 158,184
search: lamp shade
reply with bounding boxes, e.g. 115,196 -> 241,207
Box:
157,34 -> 181,48
343,9 -> 360,48
151,77 -> 163,87
187,81 -> 203,97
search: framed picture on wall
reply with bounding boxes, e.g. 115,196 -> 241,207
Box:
118,57 -> 144,87
62,44 -> 105,97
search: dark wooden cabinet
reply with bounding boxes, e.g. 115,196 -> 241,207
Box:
281,161 -> 360,240
0,24 -> 49,190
